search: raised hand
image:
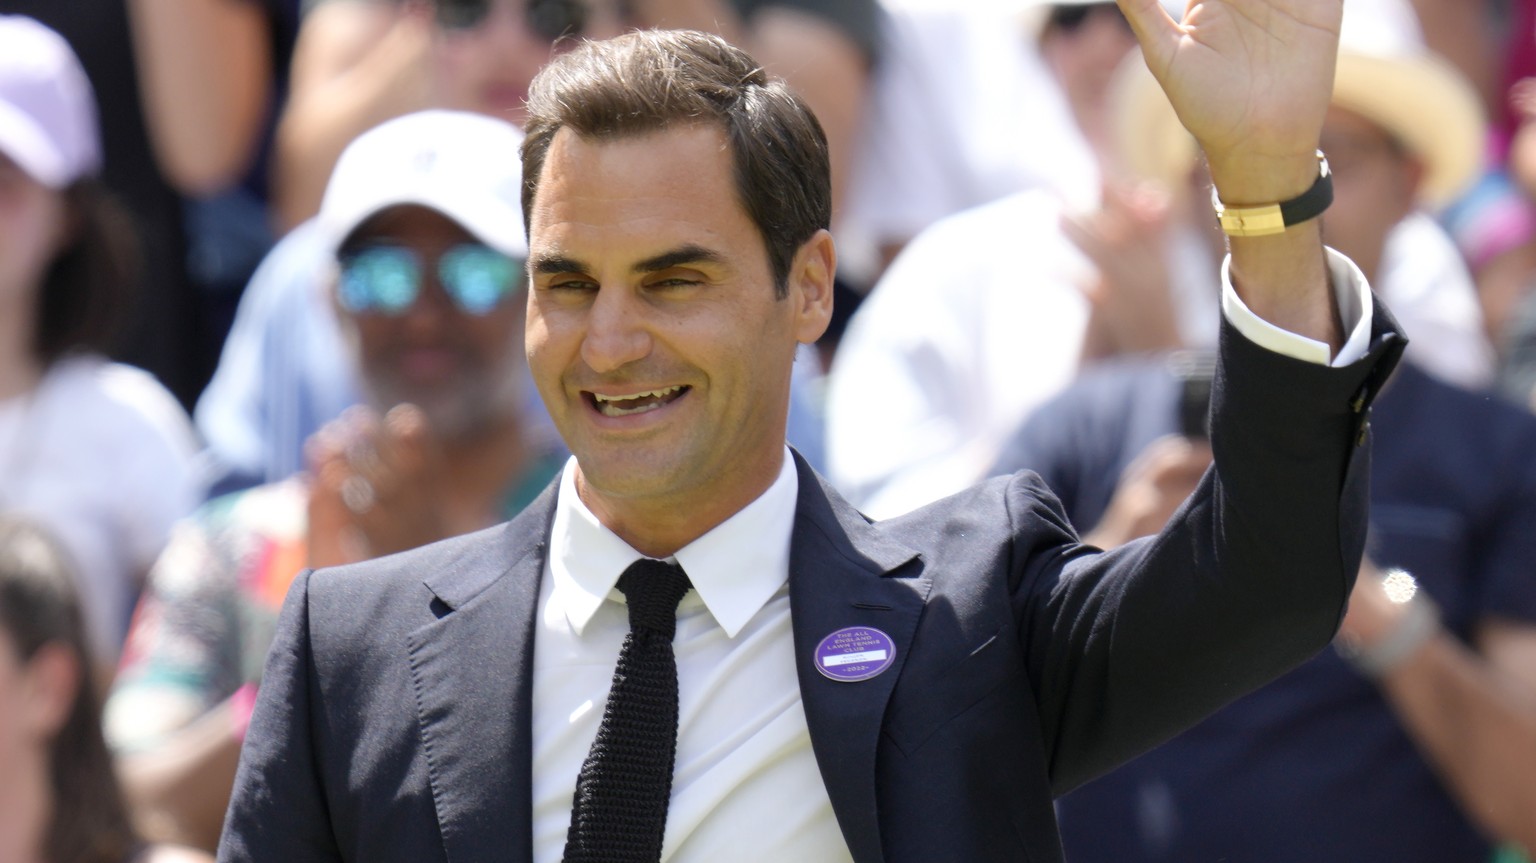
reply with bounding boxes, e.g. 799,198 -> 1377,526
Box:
1116,0 -> 1345,352
1117,0 -> 1342,200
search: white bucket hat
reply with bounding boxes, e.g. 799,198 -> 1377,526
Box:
1108,0 -> 1485,207
317,110 -> 529,259
0,16 -> 101,188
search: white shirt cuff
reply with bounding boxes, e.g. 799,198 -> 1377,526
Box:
1220,247 -> 1373,368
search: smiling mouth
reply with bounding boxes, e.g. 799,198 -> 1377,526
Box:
586,386 -> 689,417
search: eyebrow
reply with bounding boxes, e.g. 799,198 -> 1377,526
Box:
529,244 -> 726,277
633,245 -> 726,274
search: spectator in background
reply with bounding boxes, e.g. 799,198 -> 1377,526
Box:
0,16 -> 201,675
827,0 -> 1493,518
0,513 -> 209,863
106,111 -> 565,853
1,1 -> 197,407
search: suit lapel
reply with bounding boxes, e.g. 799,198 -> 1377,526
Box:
788,455 -> 929,863
406,484 -> 558,863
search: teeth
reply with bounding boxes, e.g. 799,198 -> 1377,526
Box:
592,386 -> 682,404
591,386 -> 684,417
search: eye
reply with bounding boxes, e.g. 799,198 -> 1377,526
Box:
644,269 -> 707,291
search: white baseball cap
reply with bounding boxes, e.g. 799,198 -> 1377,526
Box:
0,16 -> 102,188
317,110 -> 528,259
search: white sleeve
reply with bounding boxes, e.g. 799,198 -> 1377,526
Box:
1220,246 -> 1374,367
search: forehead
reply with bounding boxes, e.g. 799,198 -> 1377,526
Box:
527,125 -> 762,264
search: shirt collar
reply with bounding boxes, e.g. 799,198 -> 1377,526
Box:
549,447 -> 799,638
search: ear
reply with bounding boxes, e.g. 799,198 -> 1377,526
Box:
787,229 -> 837,346
23,642 -> 80,740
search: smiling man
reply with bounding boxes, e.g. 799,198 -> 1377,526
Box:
221,6 -> 1408,862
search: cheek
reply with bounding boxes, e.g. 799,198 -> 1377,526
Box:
523,309 -> 566,386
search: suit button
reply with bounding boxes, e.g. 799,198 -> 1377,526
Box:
1350,384 -> 1370,414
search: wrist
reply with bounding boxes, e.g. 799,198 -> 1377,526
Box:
1205,150 -> 1323,207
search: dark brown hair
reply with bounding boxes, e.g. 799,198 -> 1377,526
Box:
521,29 -> 831,297
33,181 -> 138,367
0,514 -> 138,863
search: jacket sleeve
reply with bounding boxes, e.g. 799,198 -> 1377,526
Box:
217,568 -> 344,861
1020,302 -> 1405,796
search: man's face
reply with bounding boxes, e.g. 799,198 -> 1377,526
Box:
336,205 -> 526,440
1318,106 -> 1421,281
525,125 -> 832,532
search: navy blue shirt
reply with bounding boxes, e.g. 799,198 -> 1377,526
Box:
994,356 -> 1536,862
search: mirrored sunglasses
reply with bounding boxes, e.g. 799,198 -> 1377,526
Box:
338,244 -> 522,317
435,0 -> 589,41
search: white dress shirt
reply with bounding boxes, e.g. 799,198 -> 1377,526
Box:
532,258 -> 1374,860
531,449 -> 854,862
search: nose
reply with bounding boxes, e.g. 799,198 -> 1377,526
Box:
580,286 -> 652,374
396,274 -> 456,336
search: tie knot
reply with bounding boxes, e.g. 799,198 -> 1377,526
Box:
617,558 -> 692,635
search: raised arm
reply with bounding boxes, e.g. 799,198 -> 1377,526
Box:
1119,0 -> 1343,352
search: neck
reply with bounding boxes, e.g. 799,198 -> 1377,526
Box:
576,447 -> 787,559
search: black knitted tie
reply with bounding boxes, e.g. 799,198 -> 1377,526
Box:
563,558 -> 693,863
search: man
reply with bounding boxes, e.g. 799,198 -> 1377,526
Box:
220,8 -> 1402,862
827,0 -> 1493,519
106,110 -> 565,853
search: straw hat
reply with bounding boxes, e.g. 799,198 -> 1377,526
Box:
1108,0 -> 1485,207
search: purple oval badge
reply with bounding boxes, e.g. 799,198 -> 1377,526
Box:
814,626 -> 896,682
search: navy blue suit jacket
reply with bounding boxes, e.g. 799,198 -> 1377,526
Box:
218,312 -> 1403,863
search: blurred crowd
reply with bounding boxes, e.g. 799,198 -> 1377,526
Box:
1,0 -> 1534,860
